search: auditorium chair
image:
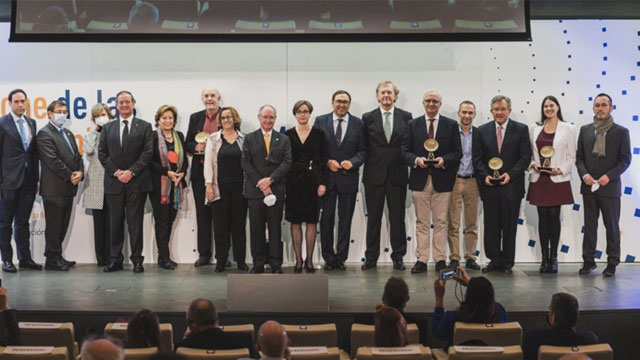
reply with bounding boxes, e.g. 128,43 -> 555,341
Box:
104,323 -> 173,352
283,324 -> 337,347
355,345 -> 432,360
453,322 -> 522,346
0,346 -> 69,360
218,324 -> 256,343
288,346 -> 342,360
452,19 -> 518,32
176,347 -> 250,360
350,324 -> 419,358
19,322 -> 78,359
432,345 -> 523,360
123,347 -> 157,360
538,344 -> 613,360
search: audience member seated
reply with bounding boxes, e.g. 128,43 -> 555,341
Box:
374,305 -> 408,347
175,298 -> 257,358
523,293 -> 598,360
432,268 -> 507,346
255,321 -> 290,360
128,1 -> 160,32
32,5 -> 71,32
81,337 -> 124,360
0,287 -> 22,346
126,309 -> 161,349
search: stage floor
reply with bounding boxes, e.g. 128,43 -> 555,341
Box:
4,263 -> 640,313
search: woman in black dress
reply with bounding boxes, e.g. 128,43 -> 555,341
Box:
149,105 -> 188,270
285,100 -> 328,273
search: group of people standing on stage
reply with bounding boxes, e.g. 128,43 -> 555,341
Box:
0,85 -> 631,277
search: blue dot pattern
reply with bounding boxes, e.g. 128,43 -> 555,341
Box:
561,245 -> 570,254
528,240 -> 536,247
595,250 -> 603,259
624,187 -> 632,195
573,204 -> 581,211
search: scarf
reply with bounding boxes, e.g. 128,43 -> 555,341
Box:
592,115 -> 613,157
157,129 -> 184,210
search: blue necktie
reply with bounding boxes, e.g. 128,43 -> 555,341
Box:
60,128 -> 74,154
17,118 -> 28,151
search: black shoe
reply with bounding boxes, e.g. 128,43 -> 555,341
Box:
214,266 -> 225,273
501,265 -> 513,274
194,257 -> 211,267
465,259 -> 481,271
226,260 -> 232,268
449,259 -> 460,269
294,261 -> 303,273
603,263 -> 616,277
61,258 -> 76,267
393,260 -> 406,271
323,263 -> 335,270
250,266 -> 264,274
237,263 -> 249,272
45,260 -> 69,271
361,261 -> 377,270
335,261 -> 346,270
482,263 -> 501,273
304,260 -> 316,273
549,258 -> 558,273
19,259 -> 43,270
411,261 -> 427,274
2,261 -> 17,273
103,262 -> 123,272
97,261 -> 107,267
169,259 -> 178,267
133,263 -> 144,273
158,259 -> 175,270
578,262 -> 597,275
271,266 -> 283,274
435,260 -> 447,272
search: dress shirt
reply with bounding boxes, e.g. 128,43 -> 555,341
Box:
380,106 -> 395,132
425,113 -> 440,138
10,111 -> 32,144
495,118 -> 509,135
458,125 -> 473,176
119,115 -> 134,145
332,113 -> 350,143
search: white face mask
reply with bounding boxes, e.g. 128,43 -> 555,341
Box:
53,113 -> 67,127
95,116 -> 109,127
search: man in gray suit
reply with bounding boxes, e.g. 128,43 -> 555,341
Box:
37,100 -> 84,271
241,105 -> 292,274
576,93 -> 631,277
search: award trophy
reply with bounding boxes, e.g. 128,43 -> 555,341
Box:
194,132 -> 209,155
538,145 -> 555,172
423,139 -> 439,165
489,157 -> 504,184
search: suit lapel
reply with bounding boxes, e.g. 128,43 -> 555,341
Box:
373,109 -> 387,144
341,114 -> 357,148
4,115 -> 24,149
389,111 -> 402,144
489,121 -> 499,154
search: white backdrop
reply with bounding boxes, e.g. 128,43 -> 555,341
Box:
0,19 -> 638,265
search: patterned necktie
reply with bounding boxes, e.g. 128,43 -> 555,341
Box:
335,119 -> 344,146
383,112 -> 392,142
60,128 -> 74,154
17,118 -> 29,151
428,118 -> 435,139
264,132 -> 271,155
121,120 -> 129,148
497,125 -> 503,154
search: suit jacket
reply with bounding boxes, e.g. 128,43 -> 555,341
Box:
474,119 -> 532,200
185,109 -> 210,181
401,115 -> 462,192
576,122 -> 631,197
362,107 -> 412,186
98,117 -> 154,194
37,122 -> 84,198
313,112 -> 367,194
0,309 -> 22,346
174,327 -> 257,358
0,114 -> 39,191
528,121 -> 576,184
241,128 -> 292,200
522,327 -> 598,360
149,131 -> 189,192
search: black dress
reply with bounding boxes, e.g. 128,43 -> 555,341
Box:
285,127 -> 328,224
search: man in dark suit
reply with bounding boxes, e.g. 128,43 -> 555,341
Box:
241,105 -> 291,274
37,100 -> 84,271
185,88 -> 221,267
475,95 -> 531,274
401,90 -> 461,274
98,90 -> 153,273
576,93 -> 631,277
0,89 -> 42,273
361,81 -> 413,271
314,90 -> 367,270
175,298 -> 257,357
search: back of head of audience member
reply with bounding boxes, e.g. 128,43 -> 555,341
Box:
558,355 -> 593,360
186,298 -> 218,334
549,293 -> 580,330
374,305 -> 408,347
256,321 -> 289,359
455,276 -> 500,323
128,1 -> 160,32
33,5 -> 70,32
81,338 -> 124,360
126,308 -> 160,348
382,277 -> 410,312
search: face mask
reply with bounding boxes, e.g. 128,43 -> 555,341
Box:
95,116 -> 109,127
53,113 -> 67,127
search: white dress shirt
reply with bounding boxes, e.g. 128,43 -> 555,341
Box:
332,113 -> 350,143
119,115 -> 134,145
380,106 -> 395,133
424,113 -> 440,138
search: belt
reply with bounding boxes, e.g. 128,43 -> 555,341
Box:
457,175 -> 473,179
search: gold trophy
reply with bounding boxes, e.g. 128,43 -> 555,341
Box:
539,145 -> 555,172
489,157 -> 504,184
194,132 -> 209,155
423,139 -> 439,165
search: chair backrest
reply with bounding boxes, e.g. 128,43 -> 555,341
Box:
538,344 -> 613,360
104,323 -> 174,353
453,322 -> 522,346
289,346 -> 340,360
350,323 -> 419,357
176,347 -> 250,360
19,322 -> 76,359
219,324 -> 255,343
124,347 -> 158,360
283,324 -> 337,347
0,346 -> 69,360
356,345 -> 432,360
448,345 -> 523,360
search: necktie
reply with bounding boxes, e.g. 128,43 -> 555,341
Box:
335,119 -> 343,146
428,118 -> 435,139
60,128 -> 74,154
497,125 -> 503,154
122,120 -> 129,148
383,112 -> 392,142
17,118 -> 28,151
264,132 -> 271,155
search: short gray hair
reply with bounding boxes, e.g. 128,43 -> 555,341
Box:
258,104 -> 277,117
490,95 -> 511,109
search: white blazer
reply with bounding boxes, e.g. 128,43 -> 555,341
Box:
528,121 -> 576,183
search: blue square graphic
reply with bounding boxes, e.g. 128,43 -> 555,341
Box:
517,218 -> 524,225
595,250 -> 602,259
601,27 -> 607,32
384,248 -> 389,253
406,236 -> 412,242
561,245 -> 570,253
579,110 -> 584,115
635,209 -> 640,217
603,56 -> 607,61
633,115 -> 638,121
361,257 -> 366,263
602,71 -> 607,75
632,76 -> 637,81
596,84 -> 601,88
430,224 -> 434,229
474,250 -> 480,257
622,90 -> 627,95
634,148 -> 640,155
603,42 -> 608,47
350,239 -> 355,243
581,226 -> 585,233
625,255 -> 636,263
624,187 -> 633,195
528,240 -> 536,247
573,204 -> 580,211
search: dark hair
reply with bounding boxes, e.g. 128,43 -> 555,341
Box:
126,309 -> 160,349
47,100 -> 67,113
382,277 -> 409,311
292,100 -> 313,115
455,277 -> 500,324
33,5 -> 70,32
331,90 -> 351,102
550,293 -> 579,329
187,299 -> 218,327
538,95 -> 565,126
8,89 -> 27,102
594,93 -> 612,106
458,100 -> 476,112
116,90 -> 136,104
374,306 -> 408,347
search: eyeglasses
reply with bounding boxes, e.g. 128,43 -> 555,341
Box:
220,115 -> 234,121
423,99 -> 440,104
296,110 -> 310,115
333,100 -> 350,105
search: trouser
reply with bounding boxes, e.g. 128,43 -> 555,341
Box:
0,178 -> 36,262
149,190 -> 178,260
92,203 -> 111,265
43,196 -> 73,261
191,175 -> 213,259
412,177 -> 451,263
582,194 -> 620,265
106,191 -> 146,264
248,199 -> 283,268
212,188 -> 247,266
447,177 -> 479,261
319,187 -> 357,264
482,191 -> 521,268
363,181 -> 407,262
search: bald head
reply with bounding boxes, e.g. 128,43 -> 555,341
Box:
81,338 -> 123,360
257,321 -> 288,358
558,354 -> 593,360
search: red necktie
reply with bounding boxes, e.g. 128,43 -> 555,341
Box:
497,125 -> 503,154
428,119 -> 435,139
